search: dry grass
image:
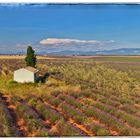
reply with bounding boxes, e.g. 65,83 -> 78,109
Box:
0,55 -> 55,60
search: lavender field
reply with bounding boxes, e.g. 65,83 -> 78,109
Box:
0,56 -> 140,136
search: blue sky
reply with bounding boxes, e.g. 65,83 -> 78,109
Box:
0,4 -> 140,54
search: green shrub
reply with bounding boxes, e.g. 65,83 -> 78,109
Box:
50,114 -> 60,124
50,98 -> 61,107
82,107 -> 95,117
37,104 -> 50,120
7,80 -> 18,88
28,98 -> 38,108
7,80 -> 17,85
73,115 -> 85,124
96,129 -> 110,136
25,117 -> 41,132
40,130 -> 48,137
10,96 -> 21,105
16,104 -> 28,117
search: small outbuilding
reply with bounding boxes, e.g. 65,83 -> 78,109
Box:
14,66 -> 39,83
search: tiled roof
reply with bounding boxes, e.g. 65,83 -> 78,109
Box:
24,66 -> 39,73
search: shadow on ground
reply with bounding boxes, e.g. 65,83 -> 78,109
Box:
37,72 -> 61,83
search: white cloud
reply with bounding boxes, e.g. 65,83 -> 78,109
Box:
40,38 -> 115,47
39,38 -> 116,52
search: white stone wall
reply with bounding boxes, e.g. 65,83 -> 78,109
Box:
14,68 -> 35,83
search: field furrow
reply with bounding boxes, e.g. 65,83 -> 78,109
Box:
42,99 -> 94,136
0,94 -> 23,136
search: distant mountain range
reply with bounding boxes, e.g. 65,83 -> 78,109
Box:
46,48 -> 140,55
1,48 -> 140,56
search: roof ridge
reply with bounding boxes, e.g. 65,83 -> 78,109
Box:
24,66 -> 39,73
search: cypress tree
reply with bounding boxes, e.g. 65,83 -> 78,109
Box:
25,46 -> 37,68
